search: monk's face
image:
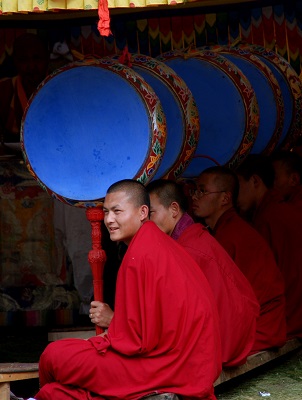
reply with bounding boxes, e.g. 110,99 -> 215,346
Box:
103,190 -> 147,245
273,160 -> 297,197
149,193 -> 175,236
191,173 -> 224,220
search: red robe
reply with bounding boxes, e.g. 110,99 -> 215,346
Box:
175,217 -> 259,367
36,221 -> 221,400
252,190 -> 302,339
213,208 -> 287,353
287,185 -> 302,211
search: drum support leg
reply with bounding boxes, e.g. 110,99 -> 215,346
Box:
86,207 -> 107,335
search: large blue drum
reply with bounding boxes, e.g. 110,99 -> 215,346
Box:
21,58 -> 167,206
246,44 -> 302,150
210,46 -> 284,155
110,54 -> 199,180
158,49 -> 259,178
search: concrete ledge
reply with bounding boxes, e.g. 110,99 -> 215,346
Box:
214,338 -> 302,386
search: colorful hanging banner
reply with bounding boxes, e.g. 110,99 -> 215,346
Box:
182,15 -> 195,48
159,17 -> 172,54
216,12 -> 229,45
240,8 -> 252,44
251,7 -> 264,46
262,6 -> 275,49
274,4 -> 288,59
205,13 -> 217,44
194,14 -> 206,47
1,1 -> 302,76
148,18 -> 161,57
171,16 -> 183,50
228,11 -> 240,44
137,19 -> 149,55
285,4 -> 300,74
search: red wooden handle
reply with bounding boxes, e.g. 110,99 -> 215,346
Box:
86,207 -> 107,335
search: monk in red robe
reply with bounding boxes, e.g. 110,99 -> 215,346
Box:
271,150 -> 302,210
236,154 -> 302,339
191,166 -> 287,353
35,179 -> 221,400
145,179 -> 259,367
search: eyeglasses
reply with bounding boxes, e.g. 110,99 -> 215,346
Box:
190,189 -> 226,198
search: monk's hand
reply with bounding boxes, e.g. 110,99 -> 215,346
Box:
89,301 -> 114,328
98,329 -> 108,337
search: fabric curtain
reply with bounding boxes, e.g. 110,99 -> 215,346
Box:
0,0 -> 188,13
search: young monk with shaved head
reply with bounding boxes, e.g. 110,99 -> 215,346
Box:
192,166 -> 287,352
146,179 -> 259,366
35,179 -> 221,400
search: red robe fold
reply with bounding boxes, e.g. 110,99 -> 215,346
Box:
252,190 -> 302,339
175,218 -> 259,367
213,208 -> 287,353
36,221 -> 221,400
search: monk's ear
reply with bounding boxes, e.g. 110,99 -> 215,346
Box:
170,201 -> 181,218
289,172 -> 300,187
251,174 -> 262,188
221,191 -> 232,206
140,205 -> 149,221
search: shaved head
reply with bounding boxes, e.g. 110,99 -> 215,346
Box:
200,166 -> 239,205
146,179 -> 188,211
236,154 -> 275,189
106,179 -> 150,209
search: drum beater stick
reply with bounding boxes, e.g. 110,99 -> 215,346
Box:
86,206 -> 107,335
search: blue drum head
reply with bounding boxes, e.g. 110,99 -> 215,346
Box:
21,59 -> 167,206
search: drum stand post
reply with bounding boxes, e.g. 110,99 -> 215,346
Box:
86,206 -> 107,335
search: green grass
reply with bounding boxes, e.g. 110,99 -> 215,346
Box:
216,349 -> 302,399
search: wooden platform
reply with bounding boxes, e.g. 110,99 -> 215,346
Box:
46,331 -> 302,391
0,362 -> 39,400
214,338 -> 302,386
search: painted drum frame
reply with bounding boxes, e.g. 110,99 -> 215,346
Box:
208,45 -> 284,156
114,53 -> 200,180
245,44 -> 302,151
21,58 -> 167,207
158,49 -> 259,174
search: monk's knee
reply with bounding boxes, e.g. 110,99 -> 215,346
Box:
39,341 -> 58,370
